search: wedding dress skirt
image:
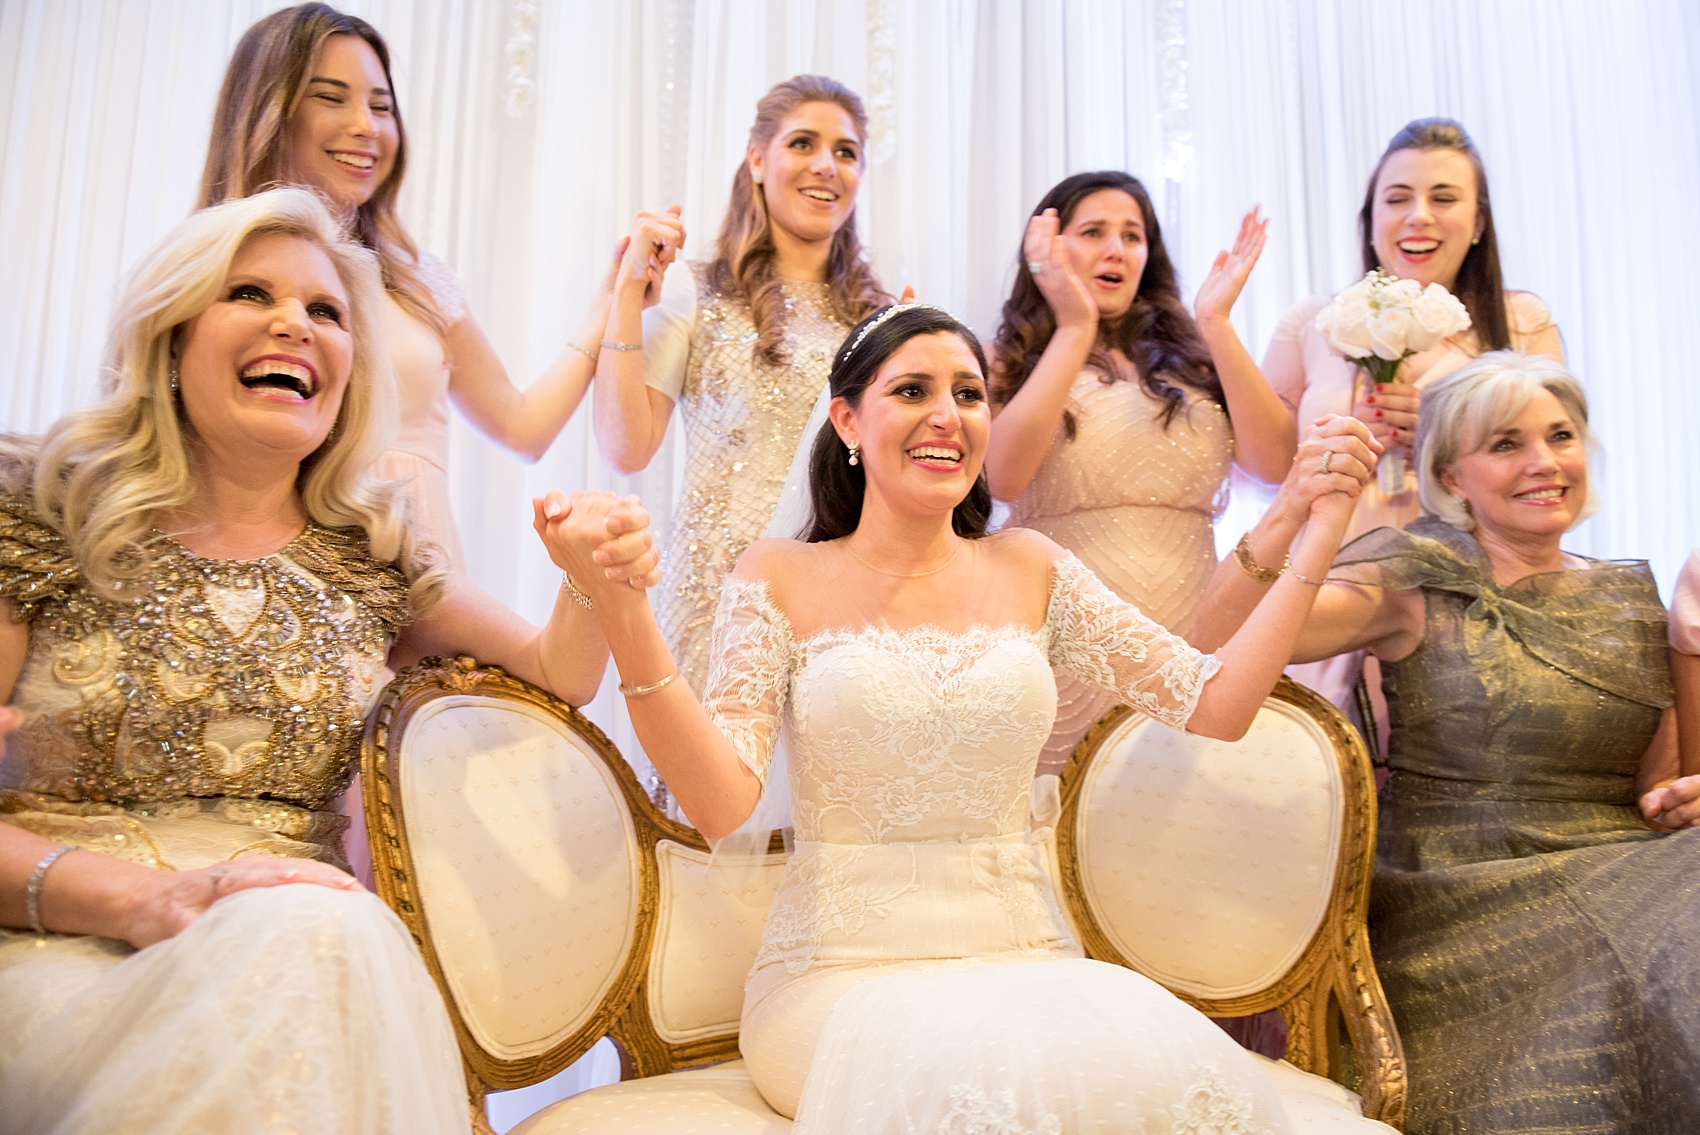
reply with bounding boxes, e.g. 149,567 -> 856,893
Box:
0,884 -> 469,1135
703,551 -> 1294,1134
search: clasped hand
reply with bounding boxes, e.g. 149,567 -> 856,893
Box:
1272,414 -> 1384,526
1640,776 -> 1700,831
532,490 -> 661,603
616,205 -> 685,308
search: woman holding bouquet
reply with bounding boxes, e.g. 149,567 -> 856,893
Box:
1195,352 -> 1700,1135
1265,117 -> 1566,711
984,171 -> 1296,775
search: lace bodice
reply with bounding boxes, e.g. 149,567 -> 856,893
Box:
703,552 -> 1220,847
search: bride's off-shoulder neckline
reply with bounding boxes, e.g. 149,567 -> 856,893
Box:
720,552 -> 1095,652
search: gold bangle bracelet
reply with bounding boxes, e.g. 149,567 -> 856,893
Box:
568,341 -> 598,364
1233,532 -> 1287,584
619,672 -> 678,697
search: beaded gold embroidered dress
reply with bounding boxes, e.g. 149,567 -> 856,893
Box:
0,493 -> 468,1134
656,264 -> 851,695
0,495 -> 408,870
1003,372 -> 1231,773
1332,518 -> 1699,1135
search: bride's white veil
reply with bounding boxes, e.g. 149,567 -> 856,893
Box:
706,382 -> 833,885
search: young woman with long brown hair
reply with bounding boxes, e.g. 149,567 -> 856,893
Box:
200,3 -> 620,565
591,74 -> 890,696
985,171 -> 1296,774
1262,117 -> 1567,717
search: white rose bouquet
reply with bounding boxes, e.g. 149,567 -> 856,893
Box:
1314,269 -> 1471,494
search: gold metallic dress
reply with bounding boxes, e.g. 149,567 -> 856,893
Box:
0,494 -> 468,1134
649,264 -> 851,695
1330,518 -> 1695,1135
1002,372 -> 1231,774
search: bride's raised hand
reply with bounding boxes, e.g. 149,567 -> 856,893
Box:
594,496 -> 661,589
1271,415 -> 1382,527
1194,207 -> 1268,326
533,491 -> 647,602
1022,208 -> 1096,330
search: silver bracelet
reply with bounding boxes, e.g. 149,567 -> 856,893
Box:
599,338 -> 643,352
25,844 -> 77,934
568,340 -> 598,364
1289,566 -> 1327,586
561,571 -> 595,610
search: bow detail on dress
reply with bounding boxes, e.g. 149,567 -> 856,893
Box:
1331,517 -> 1673,711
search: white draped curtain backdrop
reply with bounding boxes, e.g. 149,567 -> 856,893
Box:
4,0 -> 1697,1122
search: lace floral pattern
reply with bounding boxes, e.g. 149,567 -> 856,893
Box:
707,553 -> 1221,989
701,576 -> 795,781
754,844 -> 921,975
1044,553 -> 1220,730
938,1084 -> 1062,1135
1171,1066 -> 1261,1134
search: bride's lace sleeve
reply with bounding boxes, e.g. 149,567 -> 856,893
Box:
1044,552 -> 1221,730
699,574 -> 796,782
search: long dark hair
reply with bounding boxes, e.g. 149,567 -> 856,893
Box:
1359,118 -> 1511,352
991,171 -> 1222,437
708,75 -> 890,367
803,306 -> 993,542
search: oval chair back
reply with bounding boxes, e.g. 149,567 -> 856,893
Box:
1053,676 -> 1406,1127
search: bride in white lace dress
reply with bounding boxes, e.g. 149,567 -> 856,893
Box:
538,304 -> 1381,1133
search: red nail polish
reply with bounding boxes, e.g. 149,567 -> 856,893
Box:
1366,395 -> 1376,404
1375,409 -> 1384,418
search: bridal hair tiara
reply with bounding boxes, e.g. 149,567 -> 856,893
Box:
844,302 -> 940,357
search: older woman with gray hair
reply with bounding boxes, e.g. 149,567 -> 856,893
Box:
1197,350 -> 1698,1134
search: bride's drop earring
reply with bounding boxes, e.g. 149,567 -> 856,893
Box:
847,440 -> 860,466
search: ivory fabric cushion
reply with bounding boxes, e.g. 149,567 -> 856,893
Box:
401,695 -> 642,1059
1074,704 -> 1343,999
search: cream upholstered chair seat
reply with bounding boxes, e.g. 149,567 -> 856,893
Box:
365,663 -> 1404,1134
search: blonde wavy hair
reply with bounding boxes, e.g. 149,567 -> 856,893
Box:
709,74 -> 889,366
0,187 -> 444,610
1415,350 -> 1599,533
197,3 -> 445,336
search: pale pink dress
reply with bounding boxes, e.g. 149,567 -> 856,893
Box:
369,252 -> 469,567
1263,291 -> 1563,713
1673,551 -> 1700,655
1003,372 -> 1232,774
343,253 -> 469,885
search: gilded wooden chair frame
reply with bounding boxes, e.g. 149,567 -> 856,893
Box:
361,657 -> 749,1118
1054,677 -> 1408,1129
